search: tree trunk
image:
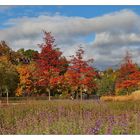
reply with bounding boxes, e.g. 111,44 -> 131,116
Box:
76,91 -> 79,100
6,88 -> 9,105
48,89 -> 51,101
80,89 -> 83,101
0,88 -> 2,97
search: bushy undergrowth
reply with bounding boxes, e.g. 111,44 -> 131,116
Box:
1,100 -> 140,134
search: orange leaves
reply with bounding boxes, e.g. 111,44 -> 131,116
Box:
65,70 -> 79,89
50,77 -> 60,86
116,51 -> 140,94
118,71 -> 140,89
65,47 -> 97,92
129,71 -> 140,80
16,64 -> 33,96
17,65 -> 31,85
16,87 -> 23,96
117,80 -> 138,89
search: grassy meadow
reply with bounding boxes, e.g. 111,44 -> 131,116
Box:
1,100 -> 140,135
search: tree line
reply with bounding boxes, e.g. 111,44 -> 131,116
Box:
1,31 -> 140,100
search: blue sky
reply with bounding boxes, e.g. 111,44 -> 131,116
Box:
1,6 -> 140,70
1,6 -> 140,28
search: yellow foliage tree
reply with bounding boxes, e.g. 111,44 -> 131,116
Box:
16,64 -> 35,96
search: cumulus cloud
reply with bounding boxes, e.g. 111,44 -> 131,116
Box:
0,9 -> 140,69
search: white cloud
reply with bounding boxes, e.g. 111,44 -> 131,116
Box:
0,9 -> 140,69
94,32 -> 140,48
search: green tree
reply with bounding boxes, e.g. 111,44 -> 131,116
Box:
0,60 -> 19,98
17,48 -> 38,60
97,69 -> 116,96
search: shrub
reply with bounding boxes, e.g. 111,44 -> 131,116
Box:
116,86 -> 138,96
97,72 -> 116,96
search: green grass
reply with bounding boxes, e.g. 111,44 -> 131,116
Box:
0,100 -> 140,134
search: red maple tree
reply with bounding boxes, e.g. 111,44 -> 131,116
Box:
65,47 -> 97,100
35,32 -> 66,100
116,51 -> 140,94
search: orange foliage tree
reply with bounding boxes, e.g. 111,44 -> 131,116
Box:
116,51 -> 140,95
16,63 -> 35,96
65,47 -> 97,100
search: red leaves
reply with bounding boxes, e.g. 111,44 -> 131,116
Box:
117,80 -> 138,89
35,32 -> 64,89
65,47 -> 97,92
50,77 -> 61,87
116,51 -> 140,91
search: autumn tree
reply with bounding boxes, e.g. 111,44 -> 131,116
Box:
16,63 -> 35,96
0,41 -> 11,57
0,41 -> 21,65
116,51 -> 140,95
65,47 -> 97,100
35,32 -> 65,100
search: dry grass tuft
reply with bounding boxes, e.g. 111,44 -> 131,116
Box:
100,95 -> 132,102
131,90 -> 140,101
100,90 -> 140,102
114,95 -> 132,101
100,96 -> 115,102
